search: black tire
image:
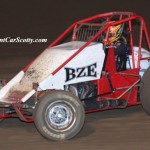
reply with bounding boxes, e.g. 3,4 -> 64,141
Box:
34,90 -> 85,141
140,66 -> 150,115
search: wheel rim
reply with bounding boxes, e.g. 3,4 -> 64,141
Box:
45,101 -> 76,132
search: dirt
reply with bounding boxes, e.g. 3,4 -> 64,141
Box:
0,106 -> 150,150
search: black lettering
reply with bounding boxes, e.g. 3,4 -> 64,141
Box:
77,67 -> 86,78
87,63 -> 97,77
65,68 -> 76,82
65,63 -> 97,82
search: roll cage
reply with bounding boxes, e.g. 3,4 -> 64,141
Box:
47,12 -> 150,74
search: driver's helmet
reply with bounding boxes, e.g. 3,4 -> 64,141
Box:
108,23 -> 124,43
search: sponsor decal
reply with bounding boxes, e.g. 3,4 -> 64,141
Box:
65,63 -> 97,82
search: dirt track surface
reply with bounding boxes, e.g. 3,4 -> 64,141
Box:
0,106 -> 150,150
0,0 -> 150,149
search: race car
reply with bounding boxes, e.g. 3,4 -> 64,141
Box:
0,12 -> 150,141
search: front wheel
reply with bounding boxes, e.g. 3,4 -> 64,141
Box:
34,90 -> 85,141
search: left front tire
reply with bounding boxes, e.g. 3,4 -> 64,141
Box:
34,90 -> 85,141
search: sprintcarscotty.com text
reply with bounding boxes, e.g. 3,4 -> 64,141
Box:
0,37 -> 47,44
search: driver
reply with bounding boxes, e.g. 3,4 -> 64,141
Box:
106,23 -> 129,71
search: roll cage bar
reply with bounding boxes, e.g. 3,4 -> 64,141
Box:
40,12 -> 150,74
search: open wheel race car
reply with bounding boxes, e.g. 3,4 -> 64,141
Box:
0,12 -> 150,141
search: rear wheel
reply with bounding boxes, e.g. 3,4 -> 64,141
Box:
34,90 -> 85,141
140,67 -> 150,115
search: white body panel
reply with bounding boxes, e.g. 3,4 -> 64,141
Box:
39,43 -> 105,90
0,41 -> 105,102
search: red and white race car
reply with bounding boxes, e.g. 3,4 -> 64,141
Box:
0,12 -> 150,141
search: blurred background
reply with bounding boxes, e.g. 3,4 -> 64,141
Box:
0,0 -> 149,80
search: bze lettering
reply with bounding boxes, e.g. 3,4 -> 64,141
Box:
65,63 -> 97,82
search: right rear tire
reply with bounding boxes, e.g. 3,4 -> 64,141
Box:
140,67 -> 150,115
